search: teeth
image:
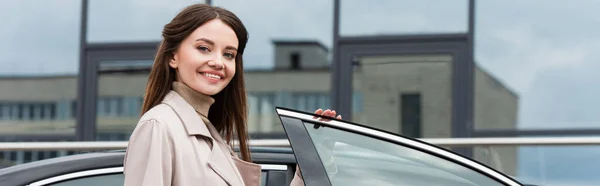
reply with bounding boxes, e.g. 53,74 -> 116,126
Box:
203,73 -> 221,79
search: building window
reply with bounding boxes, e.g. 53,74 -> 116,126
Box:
40,104 -> 47,119
37,151 -> 46,160
71,101 -> 77,118
97,97 -> 124,117
9,151 -> 17,161
50,103 -> 56,120
353,92 -> 364,113
17,104 -> 24,120
49,151 -> 58,158
33,104 -> 41,120
1,103 -> 9,120
400,93 -> 421,138
28,104 -> 35,120
11,104 -> 18,120
24,151 -> 32,163
290,52 -> 301,70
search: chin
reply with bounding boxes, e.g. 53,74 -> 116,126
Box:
203,87 -> 226,96
197,89 -> 218,96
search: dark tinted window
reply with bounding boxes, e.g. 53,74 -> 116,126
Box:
49,151 -> 58,158
401,93 -> 421,138
24,151 -> 32,162
37,151 -> 46,160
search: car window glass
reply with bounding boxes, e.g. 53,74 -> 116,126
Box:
302,121 -> 505,186
47,173 -> 123,186
261,171 -> 267,186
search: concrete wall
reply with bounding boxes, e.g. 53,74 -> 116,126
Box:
0,76 -> 77,101
274,44 -> 329,69
352,55 -> 453,138
474,67 -> 519,130
98,73 -> 148,97
472,66 -> 519,176
245,70 -> 330,92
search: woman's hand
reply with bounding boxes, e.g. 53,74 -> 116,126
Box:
313,108 -> 342,121
311,108 -> 341,178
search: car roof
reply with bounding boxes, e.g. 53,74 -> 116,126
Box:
0,147 -> 295,186
0,151 -> 124,186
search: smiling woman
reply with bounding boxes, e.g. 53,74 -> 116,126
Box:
168,20 -> 239,96
123,3 -> 341,186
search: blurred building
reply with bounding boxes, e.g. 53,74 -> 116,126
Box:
0,40 -> 518,173
4,1 -> 600,185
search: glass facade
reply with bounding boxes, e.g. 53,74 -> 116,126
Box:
340,0 -> 469,36
95,60 -> 151,141
0,1 -> 598,185
0,0 -> 80,136
87,0 -> 208,43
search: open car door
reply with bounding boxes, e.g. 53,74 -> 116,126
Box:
276,107 -> 523,186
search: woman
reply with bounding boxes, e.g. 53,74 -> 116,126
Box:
123,4 -> 340,186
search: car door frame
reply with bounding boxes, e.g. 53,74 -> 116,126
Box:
276,107 -> 523,186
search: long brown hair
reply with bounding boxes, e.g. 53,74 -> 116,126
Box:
140,4 -> 251,162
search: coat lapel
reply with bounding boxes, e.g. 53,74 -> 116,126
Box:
203,115 -> 246,186
162,91 -> 211,138
162,91 -> 244,186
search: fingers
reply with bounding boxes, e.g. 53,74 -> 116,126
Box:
313,109 -> 323,119
322,109 -> 332,117
313,108 -> 342,122
314,108 -> 323,115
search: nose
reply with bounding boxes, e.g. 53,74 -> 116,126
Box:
207,56 -> 224,69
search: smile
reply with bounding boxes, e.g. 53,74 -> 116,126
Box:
201,72 -> 223,80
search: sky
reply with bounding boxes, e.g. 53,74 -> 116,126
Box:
1,0 -> 600,185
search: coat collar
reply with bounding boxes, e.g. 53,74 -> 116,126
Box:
162,91 -> 212,138
161,91 -> 245,185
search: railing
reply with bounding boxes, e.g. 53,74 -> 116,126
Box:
2,137 -> 600,151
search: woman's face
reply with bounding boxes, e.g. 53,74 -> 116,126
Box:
170,19 -> 239,96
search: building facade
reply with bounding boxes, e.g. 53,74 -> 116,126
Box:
0,40 -> 518,174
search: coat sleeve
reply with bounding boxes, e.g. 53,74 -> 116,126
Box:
123,119 -> 173,186
289,165 -> 305,186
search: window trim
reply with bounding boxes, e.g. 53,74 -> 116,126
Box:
28,164 -> 287,186
261,164 -> 288,171
28,167 -> 122,186
276,107 -> 522,186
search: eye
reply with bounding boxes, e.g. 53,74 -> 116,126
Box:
197,46 -> 210,52
224,52 -> 235,59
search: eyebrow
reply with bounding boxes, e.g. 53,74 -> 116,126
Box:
196,38 -> 238,51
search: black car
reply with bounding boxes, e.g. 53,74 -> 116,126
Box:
0,108 -> 530,186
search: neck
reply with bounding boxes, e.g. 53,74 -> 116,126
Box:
172,81 -> 215,117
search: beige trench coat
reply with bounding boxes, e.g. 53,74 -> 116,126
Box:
123,91 -> 304,186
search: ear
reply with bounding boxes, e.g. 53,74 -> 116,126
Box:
169,53 -> 179,68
